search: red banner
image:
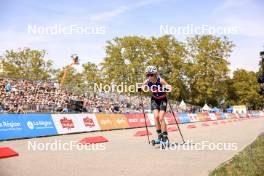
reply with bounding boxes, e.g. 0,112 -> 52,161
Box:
125,114 -> 151,128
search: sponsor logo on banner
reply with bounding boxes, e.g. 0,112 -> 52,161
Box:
220,113 -> 227,119
52,114 -> 100,134
197,113 -> 210,121
0,120 -> 22,132
229,113 -> 238,119
96,114 -> 114,130
209,113 -> 217,121
81,114 -> 100,131
164,113 -> 179,124
109,114 -> 129,129
125,114 -> 151,128
233,113 -> 240,118
214,113 -> 222,120
101,119 -> 112,125
146,114 -> 155,126
27,121 -> 34,130
250,111 -> 260,118
188,114 -> 199,122
83,117 -> 95,128
225,113 -> 232,119
0,114 -> 57,140
60,117 -> 75,129
177,113 -> 191,123
116,118 -> 125,124
26,120 -> 54,130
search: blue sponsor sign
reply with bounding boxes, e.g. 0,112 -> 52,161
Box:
177,113 -> 191,123
0,114 -> 58,140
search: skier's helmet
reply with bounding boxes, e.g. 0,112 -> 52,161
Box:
145,66 -> 157,74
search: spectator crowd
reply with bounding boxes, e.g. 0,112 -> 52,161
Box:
0,77 -> 151,114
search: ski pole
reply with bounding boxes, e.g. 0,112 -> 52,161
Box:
167,99 -> 185,144
140,95 -> 151,144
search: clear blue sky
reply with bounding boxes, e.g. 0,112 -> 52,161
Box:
0,0 -> 263,72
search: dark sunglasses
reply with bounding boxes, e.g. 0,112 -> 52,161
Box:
146,74 -> 154,77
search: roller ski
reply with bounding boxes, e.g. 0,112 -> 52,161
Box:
152,132 -> 170,149
151,132 -> 162,146
151,138 -> 161,146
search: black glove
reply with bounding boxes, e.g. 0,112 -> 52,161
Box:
164,88 -> 169,92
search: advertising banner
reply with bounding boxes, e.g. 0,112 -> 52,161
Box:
125,114 -> 151,128
196,113 -> 210,121
109,114 -> 129,129
188,114 -> 199,123
52,114 -> 100,134
208,113 -> 217,121
0,114 -> 57,140
95,114 -> 115,130
177,113 -> 191,123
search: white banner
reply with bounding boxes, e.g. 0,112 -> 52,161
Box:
188,114 -> 199,122
146,113 -> 155,126
51,114 -> 100,134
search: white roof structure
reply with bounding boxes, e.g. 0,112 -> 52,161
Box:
202,103 -> 211,111
179,100 -> 186,108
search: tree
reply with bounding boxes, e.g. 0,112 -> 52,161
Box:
101,36 -> 152,87
1,48 -> 54,80
101,35 -> 186,98
148,35 -> 187,99
185,35 -> 234,106
82,62 -> 102,91
55,67 -> 84,94
228,69 -> 264,110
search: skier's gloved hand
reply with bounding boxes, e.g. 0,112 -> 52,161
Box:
164,86 -> 172,92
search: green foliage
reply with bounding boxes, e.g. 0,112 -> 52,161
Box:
1,48 -> 54,81
101,36 -> 152,86
55,67 -> 84,94
1,35 -> 262,109
101,35 -> 235,106
209,135 -> 264,176
185,35 -> 234,106
228,69 -> 264,109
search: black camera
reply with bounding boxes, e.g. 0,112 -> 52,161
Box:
260,51 -> 264,59
259,86 -> 264,95
258,75 -> 264,83
258,51 -> 264,82
258,51 -> 264,94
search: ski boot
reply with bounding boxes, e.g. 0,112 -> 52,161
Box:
160,132 -> 170,149
151,131 -> 162,146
